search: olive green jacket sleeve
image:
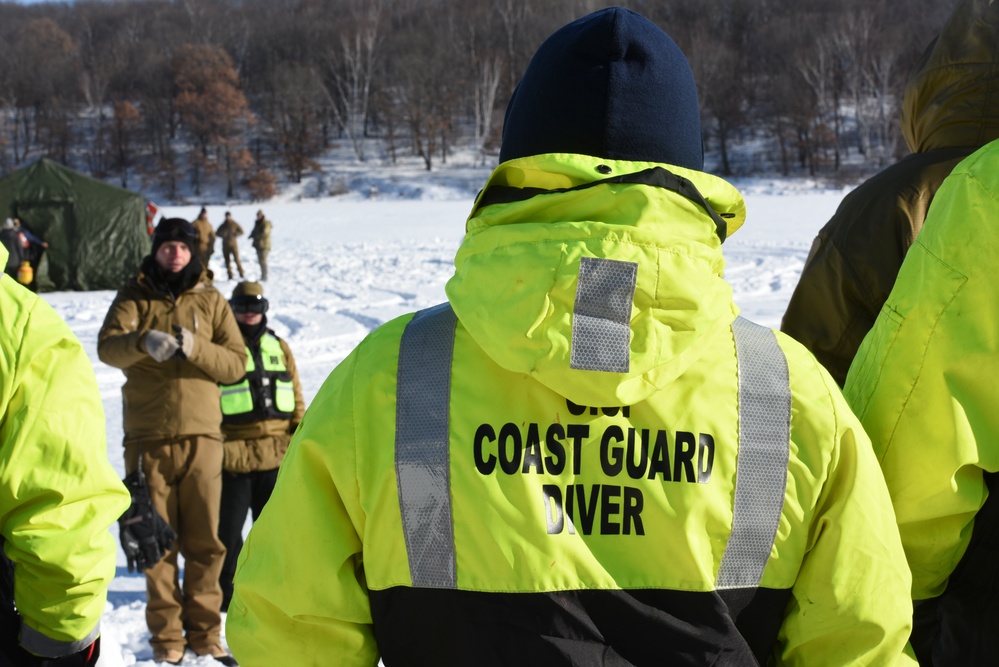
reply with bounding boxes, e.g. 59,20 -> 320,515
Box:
780,148 -> 970,387
0,274 -> 130,657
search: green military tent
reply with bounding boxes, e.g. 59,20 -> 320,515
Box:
0,158 -> 151,291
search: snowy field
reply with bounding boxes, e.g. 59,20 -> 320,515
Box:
38,164 -> 852,665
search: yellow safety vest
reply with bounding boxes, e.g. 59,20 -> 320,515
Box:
220,332 -> 295,423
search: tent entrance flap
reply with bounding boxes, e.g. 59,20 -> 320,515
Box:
15,201 -> 73,292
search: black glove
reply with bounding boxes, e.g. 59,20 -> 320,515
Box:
1,637 -> 100,667
172,325 -> 195,359
118,471 -> 176,573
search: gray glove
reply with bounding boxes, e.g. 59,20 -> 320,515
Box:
173,325 -> 195,359
144,330 -> 180,362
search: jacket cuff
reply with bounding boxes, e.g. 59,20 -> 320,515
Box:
21,620 -> 99,658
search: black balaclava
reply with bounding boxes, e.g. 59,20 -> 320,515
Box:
141,255 -> 202,297
143,217 -> 202,296
499,7 -> 703,171
237,315 -> 267,344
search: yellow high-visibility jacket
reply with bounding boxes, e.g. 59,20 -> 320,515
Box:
0,254 -> 129,658
228,155 -> 914,666
844,137 -> 999,662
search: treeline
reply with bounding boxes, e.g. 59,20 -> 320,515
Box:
0,0 -> 951,200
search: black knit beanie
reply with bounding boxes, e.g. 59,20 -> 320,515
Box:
499,7 -> 703,170
151,217 -> 197,255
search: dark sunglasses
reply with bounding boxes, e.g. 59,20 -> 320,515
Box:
230,297 -> 268,314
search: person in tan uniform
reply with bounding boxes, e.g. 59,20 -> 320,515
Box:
98,217 -> 245,666
247,210 -> 272,281
780,0 -> 999,386
217,281 -> 305,611
193,207 -> 216,270
216,212 -> 245,281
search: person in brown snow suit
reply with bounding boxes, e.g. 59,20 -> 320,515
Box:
97,217 -> 245,666
216,212 -> 245,281
247,210 -> 272,281
193,207 -> 216,270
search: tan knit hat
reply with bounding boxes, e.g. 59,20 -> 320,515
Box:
232,281 -> 264,299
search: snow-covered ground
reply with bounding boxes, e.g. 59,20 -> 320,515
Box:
38,160 -> 852,665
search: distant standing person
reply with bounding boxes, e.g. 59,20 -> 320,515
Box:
248,210 -> 272,281
97,217 -> 245,665
14,217 -> 47,292
216,212 -> 245,281
0,218 -> 20,280
193,207 -> 216,269
217,281 -> 305,612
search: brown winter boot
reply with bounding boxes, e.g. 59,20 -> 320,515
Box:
152,647 -> 185,664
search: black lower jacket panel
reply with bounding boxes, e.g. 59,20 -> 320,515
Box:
370,585 -> 791,667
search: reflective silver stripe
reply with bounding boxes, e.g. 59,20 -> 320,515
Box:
21,620 -> 98,658
570,257 -> 638,373
220,386 -> 249,397
716,317 -> 791,589
395,302 -> 458,588
396,306 -> 790,590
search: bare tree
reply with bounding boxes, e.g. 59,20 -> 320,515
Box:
321,0 -> 381,161
471,57 -> 502,163
172,44 -> 256,196
111,100 -> 141,188
262,63 -> 325,182
9,18 -> 80,162
0,0 -> 956,185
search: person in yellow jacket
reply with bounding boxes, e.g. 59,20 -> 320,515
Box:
0,244 -> 130,665
217,281 -> 305,612
98,217 -> 244,666
227,8 -> 915,666
844,136 -> 999,663
781,0 -> 999,386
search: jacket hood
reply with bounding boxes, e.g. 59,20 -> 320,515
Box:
445,154 -> 745,407
499,7 -> 703,170
902,0 -> 999,152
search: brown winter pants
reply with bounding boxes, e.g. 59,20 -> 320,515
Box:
255,248 -> 269,281
222,243 -> 244,280
125,436 -> 226,655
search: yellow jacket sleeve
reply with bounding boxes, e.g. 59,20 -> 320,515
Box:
845,142 -> 999,601
0,278 -> 130,656
777,351 -> 915,665
226,346 -> 379,666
